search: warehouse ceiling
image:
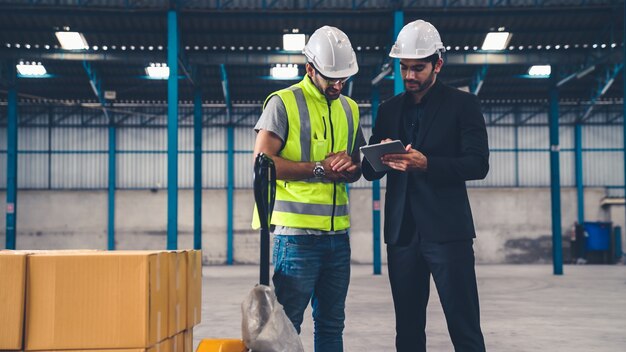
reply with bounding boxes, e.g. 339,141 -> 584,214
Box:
0,0 -> 623,107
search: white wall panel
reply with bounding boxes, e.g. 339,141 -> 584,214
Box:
472,152 -> 516,187
18,154 -> 48,188
487,126 -> 515,149
117,153 -> 166,189
52,128 -> 107,150
51,154 -> 107,188
584,152 -> 624,186
518,126 -> 548,149
203,153 -> 226,188
19,128 -> 48,150
204,128 -> 226,150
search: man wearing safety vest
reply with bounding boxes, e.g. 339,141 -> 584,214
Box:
253,26 -> 365,352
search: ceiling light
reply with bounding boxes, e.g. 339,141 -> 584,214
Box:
55,31 -> 89,50
146,63 -> 169,79
283,33 -> 306,51
16,61 -> 47,76
481,32 -> 511,51
528,65 -> 551,77
270,64 -> 298,79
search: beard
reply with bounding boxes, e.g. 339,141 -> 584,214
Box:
310,74 -> 341,100
324,87 -> 341,100
404,68 -> 435,94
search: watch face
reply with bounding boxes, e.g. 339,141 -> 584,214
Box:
314,165 -> 325,178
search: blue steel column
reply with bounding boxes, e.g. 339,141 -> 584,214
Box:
371,87 -> 381,275
370,10 -> 403,272
549,76 -> 563,275
393,10 -> 404,94
575,124 -> 584,224
5,61 -> 17,249
193,89 -> 203,250
227,125 -> 234,265
108,111 -> 116,250
167,9 -> 179,250
220,64 -> 234,265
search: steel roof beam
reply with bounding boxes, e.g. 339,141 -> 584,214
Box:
3,0 -> 619,11
580,63 -> 624,122
2,49 -> 621,67
470,64 -> 488,95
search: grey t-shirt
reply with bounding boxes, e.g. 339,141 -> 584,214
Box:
255,95 -> 366,235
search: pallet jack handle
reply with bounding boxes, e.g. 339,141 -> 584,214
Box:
253,153 -> 276,286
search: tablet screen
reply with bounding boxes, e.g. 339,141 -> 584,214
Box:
360,140 -> 407,172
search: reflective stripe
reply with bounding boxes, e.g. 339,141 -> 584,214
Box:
339,96 -> 354,154
274,200 -> 349,217
289,87 -> 310,162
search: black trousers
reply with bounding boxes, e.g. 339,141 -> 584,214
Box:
387,234 -> 486,352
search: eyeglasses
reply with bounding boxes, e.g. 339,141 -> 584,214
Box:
315,68 -> 350,86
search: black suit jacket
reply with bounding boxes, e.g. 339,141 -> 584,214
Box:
363,80 -> 489,244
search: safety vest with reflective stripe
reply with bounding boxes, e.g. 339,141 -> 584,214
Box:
262,76 -> 359,232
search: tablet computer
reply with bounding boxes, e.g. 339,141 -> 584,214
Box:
360,140 -> 407,172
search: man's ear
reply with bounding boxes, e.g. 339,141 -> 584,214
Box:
305,63 -> 315,77
434,58 -> 443,73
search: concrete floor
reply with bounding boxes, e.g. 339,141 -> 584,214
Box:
193,264 -> 626,351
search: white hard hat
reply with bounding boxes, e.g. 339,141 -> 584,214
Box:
302,26 -> 359,78
389,20 -> 445,59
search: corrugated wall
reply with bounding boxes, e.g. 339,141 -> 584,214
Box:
0,109 -> 624,190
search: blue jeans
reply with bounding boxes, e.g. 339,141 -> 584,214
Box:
272,233 -> 351,352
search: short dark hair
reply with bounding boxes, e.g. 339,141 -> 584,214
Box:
424,53 -> 440,67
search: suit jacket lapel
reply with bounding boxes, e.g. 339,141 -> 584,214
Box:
414,82 -> 445,148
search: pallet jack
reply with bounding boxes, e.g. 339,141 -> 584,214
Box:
196,153 -> 278,352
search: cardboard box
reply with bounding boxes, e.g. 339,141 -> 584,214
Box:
183,329 -> 193,352
186,250 -> 202,328
0,251 -> 27,350
24,251 -> 169,350
51,337 -> 172,352
168,251 -> 187,337
171,332 -> 184,352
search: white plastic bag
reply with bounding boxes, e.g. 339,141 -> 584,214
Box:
241,285 -> 304,352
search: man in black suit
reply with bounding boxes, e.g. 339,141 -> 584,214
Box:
362,20 -> 489,352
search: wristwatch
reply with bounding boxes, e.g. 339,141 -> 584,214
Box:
313,161 -> 325,178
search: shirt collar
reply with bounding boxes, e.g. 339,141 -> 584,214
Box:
301,75 -> 334,104
404,79 -> 440,106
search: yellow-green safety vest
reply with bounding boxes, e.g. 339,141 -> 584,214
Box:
253,76 -> 360,232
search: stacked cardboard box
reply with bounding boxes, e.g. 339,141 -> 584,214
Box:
0,251 -> 27,350
0,250 -> 202,352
